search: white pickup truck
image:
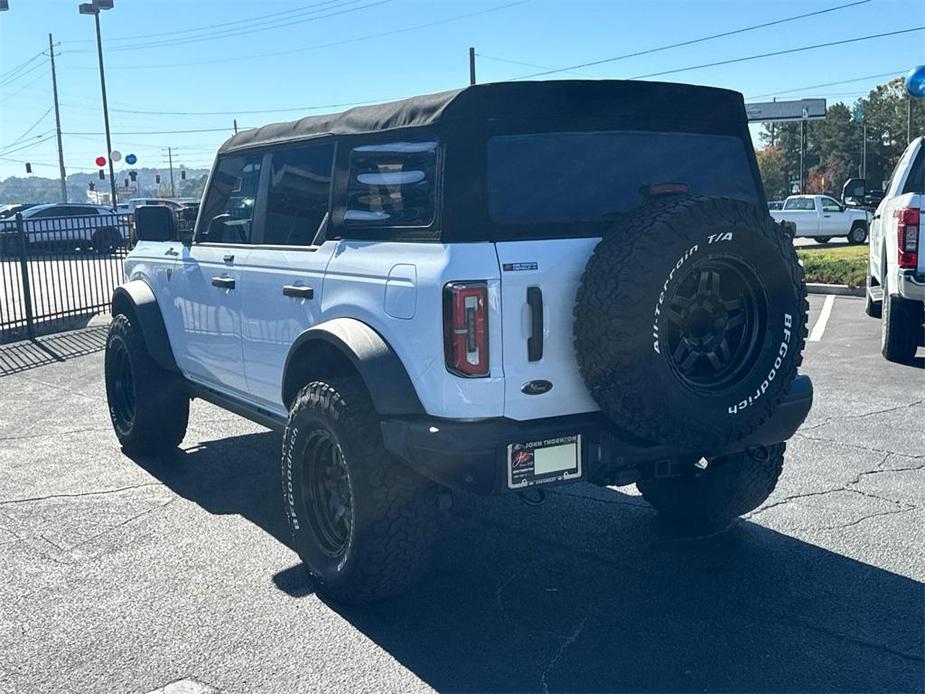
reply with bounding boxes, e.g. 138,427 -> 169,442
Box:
866,136 -> 924,363
770,194 -> 870,244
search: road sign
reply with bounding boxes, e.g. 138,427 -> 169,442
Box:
854,105 -> 864,124
745,98 -> 827,122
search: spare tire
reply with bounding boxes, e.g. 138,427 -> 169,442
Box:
574,196 -> 807,449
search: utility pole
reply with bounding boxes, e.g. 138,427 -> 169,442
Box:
469,46 -> 476,86
167,146 -> 176,197
233,119 -> 238,134
908,96 -> 913,145
48,34 -> 67,203
799,118 -> 806,194
862,122 -> 867,180
92,10 -> 117,205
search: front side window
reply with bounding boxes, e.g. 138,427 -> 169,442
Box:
487,131 -> 758,237
198,153 -> 263,244
344,141 -> 437,228
901,147 -> 924,194
821,197 -> 841,212
263,141 -> 334,246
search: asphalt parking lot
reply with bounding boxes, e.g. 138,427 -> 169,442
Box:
1,295 -> 923,694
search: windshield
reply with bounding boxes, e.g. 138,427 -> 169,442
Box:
487,130 -> 759,236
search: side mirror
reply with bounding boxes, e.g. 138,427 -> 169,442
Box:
135,205 -> 176,242
841,178 -> 866,204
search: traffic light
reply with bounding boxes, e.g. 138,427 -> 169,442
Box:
180,169 -> 186,180
124,178 -> 129,188
98,169 -> 105,180
25,162 -> 32,174
129,170 -> 137,182
155,174 -> 161,184
89,182 -> 95,191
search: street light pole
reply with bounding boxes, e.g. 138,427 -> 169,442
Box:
80,1 -> 117,206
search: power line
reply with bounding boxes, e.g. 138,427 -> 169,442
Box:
71,0 -> 391,53
64,127 -> 239,135
0,134 -> 57,158
64,0 -> 344,44
0,50 -> 46,83
0,58 -> 48,89
505,0 -> 872,80
746,71 -> 904,100
64,0 -> 529,71
628,27 -> 924,80
476,53 -> 589,78
0,108 -> 54,153
0,68 -> 51,100
103,97 -> 395,117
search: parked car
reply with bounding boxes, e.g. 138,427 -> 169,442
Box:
768,200 -> 784,210
0,203 -> 38,219
106,80 -> 812,603
770,194 -> 870,244
0,203 -> 128,254
865,135 -> 924,363
126,198 -> 185,211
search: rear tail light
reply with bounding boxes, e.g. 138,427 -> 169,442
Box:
896,207 -> 920,269
443,281 -> 489,377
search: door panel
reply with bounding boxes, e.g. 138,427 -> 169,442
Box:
169,244 -> 247,393
239,244 -> 336,411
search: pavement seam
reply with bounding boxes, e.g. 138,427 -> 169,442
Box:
540,617 -> 587,694
799,398 -> 925,432
0,482 -> 163,506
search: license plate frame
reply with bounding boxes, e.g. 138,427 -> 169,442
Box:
506,434 -> 582,490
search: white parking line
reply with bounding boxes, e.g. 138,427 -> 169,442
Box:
809,294 -> 835,342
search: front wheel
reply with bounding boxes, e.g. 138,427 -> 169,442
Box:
105,313 -> 189,454
282,377 -> 440,603
637,443 -> 785,530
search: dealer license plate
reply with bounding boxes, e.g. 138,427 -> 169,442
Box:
507,435 -> 582,490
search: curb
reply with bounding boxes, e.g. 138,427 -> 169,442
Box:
806,283 -> 865,297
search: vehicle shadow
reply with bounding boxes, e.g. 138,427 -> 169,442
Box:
132,432 -> 924,693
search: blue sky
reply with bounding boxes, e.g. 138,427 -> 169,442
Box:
1,0 -> 923,181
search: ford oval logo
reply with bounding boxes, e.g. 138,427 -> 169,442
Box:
521,380 -> 553,395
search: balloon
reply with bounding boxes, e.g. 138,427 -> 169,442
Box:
95,156 -> 106,167
905,65 -> 925,99
125,153 -> 137,165
110,150 -> 122,162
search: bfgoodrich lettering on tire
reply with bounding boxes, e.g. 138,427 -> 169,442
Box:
574,196 -> 807,448
282,377 -> 440,603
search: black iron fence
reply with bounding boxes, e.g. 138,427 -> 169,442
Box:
0,211 -> 135,343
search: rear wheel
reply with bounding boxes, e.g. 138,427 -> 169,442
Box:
93,227 -> 120,254
638,443 -> 785,530
105,313 -> 189,454
847,223 -> 868,245
282,377 -> 440,603
881,276 -> 921,363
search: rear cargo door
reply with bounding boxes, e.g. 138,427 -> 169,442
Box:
494,239 -> 599,420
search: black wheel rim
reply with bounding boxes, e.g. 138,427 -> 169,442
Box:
303,430 -> 354,557
662,257 -> 766,391
108,340 -> 136,429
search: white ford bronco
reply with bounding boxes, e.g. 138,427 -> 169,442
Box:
105,81 -> 813,602
864,135 -> 925,363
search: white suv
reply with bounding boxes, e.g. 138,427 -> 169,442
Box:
105,81 -> 813,602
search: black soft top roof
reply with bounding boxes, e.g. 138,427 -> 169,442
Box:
218,80 -> 747,154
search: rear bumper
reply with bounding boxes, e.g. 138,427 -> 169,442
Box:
893,268 -> 925,303
381,375 -> 814,495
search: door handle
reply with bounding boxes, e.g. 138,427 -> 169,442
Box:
211,276 -> 236,289
164,247 -> 178,256
527,286 -> 543,362
823,214 -> 831,218
223,254 -> 234,262
282,285 -> 314,299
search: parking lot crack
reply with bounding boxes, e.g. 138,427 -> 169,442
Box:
540,617 -> 587,694
749,486 -> 909,519
814,505 -> 916,531
0,426 -> 112,442
0,482 -> 163,506
800,398 -> 924,432
72,498 -> 175,549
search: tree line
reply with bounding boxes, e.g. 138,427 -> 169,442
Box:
756,77 -> 924,200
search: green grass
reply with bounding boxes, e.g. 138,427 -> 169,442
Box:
796,244 -> 868,288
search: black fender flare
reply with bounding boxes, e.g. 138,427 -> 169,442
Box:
111,280 -> 178,374
282,318 -> 424,416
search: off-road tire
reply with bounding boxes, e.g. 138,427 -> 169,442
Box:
847,223 -> 868,245
105,313 -> 189,454
814,237 -> 831,244
574,196 -> 807,449
881,276 -> 921,363
638,443 -> 785,529
282,377 -> 440,603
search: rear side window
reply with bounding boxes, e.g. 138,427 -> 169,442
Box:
263,141 -> 334,246
901,146 -> 924,194
344,141 -> 437,228
487,131 -> 758,236
783,198 -> 815,211
198,153 -> 263,244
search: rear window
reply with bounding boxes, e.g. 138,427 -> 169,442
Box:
344,141 -> 437,229
487,131 -> 759,235
783,198 -> 815,211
